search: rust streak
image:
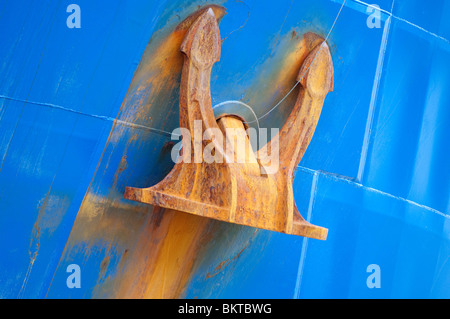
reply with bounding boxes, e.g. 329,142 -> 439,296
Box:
205,243 -> 249,279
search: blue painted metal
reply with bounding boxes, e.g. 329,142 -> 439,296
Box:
0,0 -> 449,298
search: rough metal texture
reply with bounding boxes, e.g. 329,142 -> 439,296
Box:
125,8 -> 333,239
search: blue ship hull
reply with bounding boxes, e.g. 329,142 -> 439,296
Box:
0,0 -> 448,298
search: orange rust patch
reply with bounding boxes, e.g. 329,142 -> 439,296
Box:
110,209 -> 212,298
205,243 -> 249,279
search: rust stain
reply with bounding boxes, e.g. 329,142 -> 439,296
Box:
108,210 -> 213,298
205,243 -> 249,279
19,192 -> 69,296
99,254 -> 111,276
63,192 -> 150,246
291,30 -> 297,39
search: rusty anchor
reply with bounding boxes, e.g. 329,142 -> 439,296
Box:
124,8 -> 333,239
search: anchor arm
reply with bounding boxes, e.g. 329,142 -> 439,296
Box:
179,8 -> 227,162
257,42 -> 334,175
